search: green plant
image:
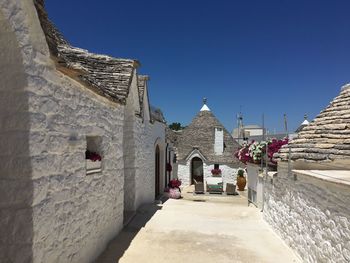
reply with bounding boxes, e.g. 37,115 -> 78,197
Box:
237,168 -> 245,177
234,138 -> 289,166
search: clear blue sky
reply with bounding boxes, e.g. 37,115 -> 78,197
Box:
46,0 -> 350,133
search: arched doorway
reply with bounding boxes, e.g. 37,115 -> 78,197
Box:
155,145 -> 160,198
191,157 -> 203,184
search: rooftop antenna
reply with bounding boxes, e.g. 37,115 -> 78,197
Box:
284,113 -> 288,137
261,113 -> 265,170
237,106 -> 244,144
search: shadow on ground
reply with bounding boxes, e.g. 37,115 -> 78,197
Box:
94,198 -> 166,263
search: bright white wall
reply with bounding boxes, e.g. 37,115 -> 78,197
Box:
264,162 -> 350,262
0,2 -> 125,262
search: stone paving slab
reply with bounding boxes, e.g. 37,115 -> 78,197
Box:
95,192 -> 301,263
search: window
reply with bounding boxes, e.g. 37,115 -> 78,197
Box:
214,164 -> 219,170
86,136 -> 102,174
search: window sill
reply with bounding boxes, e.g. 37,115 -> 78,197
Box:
86,159 -> 102,175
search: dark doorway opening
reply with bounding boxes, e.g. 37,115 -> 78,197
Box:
155,145 -> 160,198
191,157 -> 203,184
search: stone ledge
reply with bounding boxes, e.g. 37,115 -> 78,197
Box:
292,169 -> 350,188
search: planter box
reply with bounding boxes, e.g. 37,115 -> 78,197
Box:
86,159 -> 102,174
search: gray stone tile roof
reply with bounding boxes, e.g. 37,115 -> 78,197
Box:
276,84 -> 350,162
174,110 -> 241,166
34,0 -> 138,104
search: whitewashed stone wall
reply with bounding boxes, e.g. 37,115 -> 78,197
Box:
177,157 -> 238,190
134,118 -> 153,209
264,162 -> 350,262
0,1 -> 125,262
132,83 -> 167,209
123,73 -> 139,212
0,3 -> 33,261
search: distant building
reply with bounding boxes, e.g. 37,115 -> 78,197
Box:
295,114 -> 310,133
232,115 -> 310,145
168,99 -> 241,188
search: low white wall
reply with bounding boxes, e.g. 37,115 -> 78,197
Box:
177,159 -> 238,190
263,162 -> 350,262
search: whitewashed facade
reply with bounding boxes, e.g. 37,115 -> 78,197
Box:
0,1 -> 169,262
170,101 -> 241,189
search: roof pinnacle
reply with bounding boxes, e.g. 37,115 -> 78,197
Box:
200,97 -> 210,111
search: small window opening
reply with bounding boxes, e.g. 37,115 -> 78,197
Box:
86,136 -> 102,174
214,164 -> 219,169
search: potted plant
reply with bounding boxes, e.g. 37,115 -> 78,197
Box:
236,168 -> 246,191
86,150 -> 102,171
211,168 -> 222,176
165,178 -> 182,199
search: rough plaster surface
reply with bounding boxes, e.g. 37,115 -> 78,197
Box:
263,162 -> 350,262
2,1 -> 165,262
1,1 -> 125,262
0,1 -> 38,262
134,119 -> 166,210
124,75 -> 167,212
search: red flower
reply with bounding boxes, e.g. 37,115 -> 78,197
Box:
86,150 -> 102,162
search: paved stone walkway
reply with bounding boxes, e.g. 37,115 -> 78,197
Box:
95,190 -> 301,263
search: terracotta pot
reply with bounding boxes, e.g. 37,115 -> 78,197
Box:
237,176 -> 246,191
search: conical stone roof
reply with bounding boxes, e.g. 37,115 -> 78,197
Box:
175,108 -> 241,166
277,84 -> 350,163
34,0 -> 138,104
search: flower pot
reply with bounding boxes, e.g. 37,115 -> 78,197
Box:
168,188 -> 181,199
237,176 -> 246,191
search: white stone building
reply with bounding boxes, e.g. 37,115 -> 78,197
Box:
0,1 -> 172,262
264,84 -> 350,262
169,100 -> 241,189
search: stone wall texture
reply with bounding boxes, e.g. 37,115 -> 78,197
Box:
263,162 -> 350,262
1,1 -> 166,262
124,74 -> 167,211
0,1 -> 33,261
1,1 -> 125,262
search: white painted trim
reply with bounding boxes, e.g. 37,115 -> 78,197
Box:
184,149 -> 207,162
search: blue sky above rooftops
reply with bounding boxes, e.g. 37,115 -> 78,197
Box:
46,0 -> 350,133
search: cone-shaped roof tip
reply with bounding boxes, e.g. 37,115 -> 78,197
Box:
200,97 -> 210,111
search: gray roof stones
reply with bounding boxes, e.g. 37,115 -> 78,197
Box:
276,84 -> 350,162
34,0 -> 138,104
150,106 -> 166,123
172,110 -> 241,166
